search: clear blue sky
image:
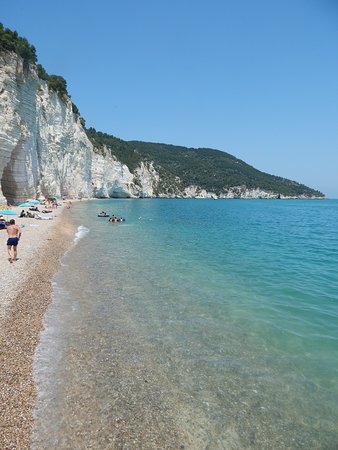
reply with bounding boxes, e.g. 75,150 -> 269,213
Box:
2,0 -> 338,197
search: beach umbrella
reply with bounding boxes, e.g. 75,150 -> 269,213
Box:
0,210 -> 17,215
0,210 -> 18,220
27,199 -> 41,204
19,202 -> 34,207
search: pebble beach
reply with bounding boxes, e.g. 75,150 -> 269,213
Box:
0,204 -> 76,449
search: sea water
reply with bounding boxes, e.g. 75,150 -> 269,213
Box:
33,199 -> 338,449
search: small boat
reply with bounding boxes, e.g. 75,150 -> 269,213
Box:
98,212 -> 109,217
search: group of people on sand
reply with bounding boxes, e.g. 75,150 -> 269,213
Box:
2,197 -> 72,264
20,208 -> 54,219
20,209 -> 36,218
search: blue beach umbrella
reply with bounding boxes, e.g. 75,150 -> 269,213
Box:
27,199 -> 41,204
0,210 -> 17,215
0,210 -> 18,220
19,202 -> 34,207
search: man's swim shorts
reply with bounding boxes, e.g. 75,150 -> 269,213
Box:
7,237 -> 19,246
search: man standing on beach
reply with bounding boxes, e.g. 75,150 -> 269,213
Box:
6,219 -> 21,263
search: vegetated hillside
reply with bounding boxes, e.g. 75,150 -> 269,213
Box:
86,128 -> 323,197
131,142 -> 324,197
1,23 -> 323,198
86,128 -> 142,171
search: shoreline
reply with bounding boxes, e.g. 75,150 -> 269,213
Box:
0,206 -> 77,449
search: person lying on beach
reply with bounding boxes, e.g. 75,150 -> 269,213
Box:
6,219 -> 21,263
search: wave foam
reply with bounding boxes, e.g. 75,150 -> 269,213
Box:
74,225 -> 90,243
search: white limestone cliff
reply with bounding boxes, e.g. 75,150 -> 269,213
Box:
0,51 -> 320,204
0,51 -> 160,204
182,185 -> 282,199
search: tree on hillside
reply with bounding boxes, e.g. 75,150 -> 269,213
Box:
0,23 -> 37,64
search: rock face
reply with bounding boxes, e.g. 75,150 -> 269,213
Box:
0,51 -> 322,204
0,51 -> 160,204
181,185 -> 292,199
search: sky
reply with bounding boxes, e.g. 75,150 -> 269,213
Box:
1,0 -> 338,197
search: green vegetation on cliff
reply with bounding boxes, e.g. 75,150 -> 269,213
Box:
86,128 -> 142,171
0,23 -> 79,113
37,66 -> 79,113
37,64 -> 68,97
132,142 -> 323,197
86,128 -> 323,197
0,23 -> 323,198
0,23 -> 37,64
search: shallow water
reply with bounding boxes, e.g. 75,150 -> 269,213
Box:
33,199 -> 338,449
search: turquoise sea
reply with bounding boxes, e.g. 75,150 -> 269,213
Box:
33,199 -> 338,449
